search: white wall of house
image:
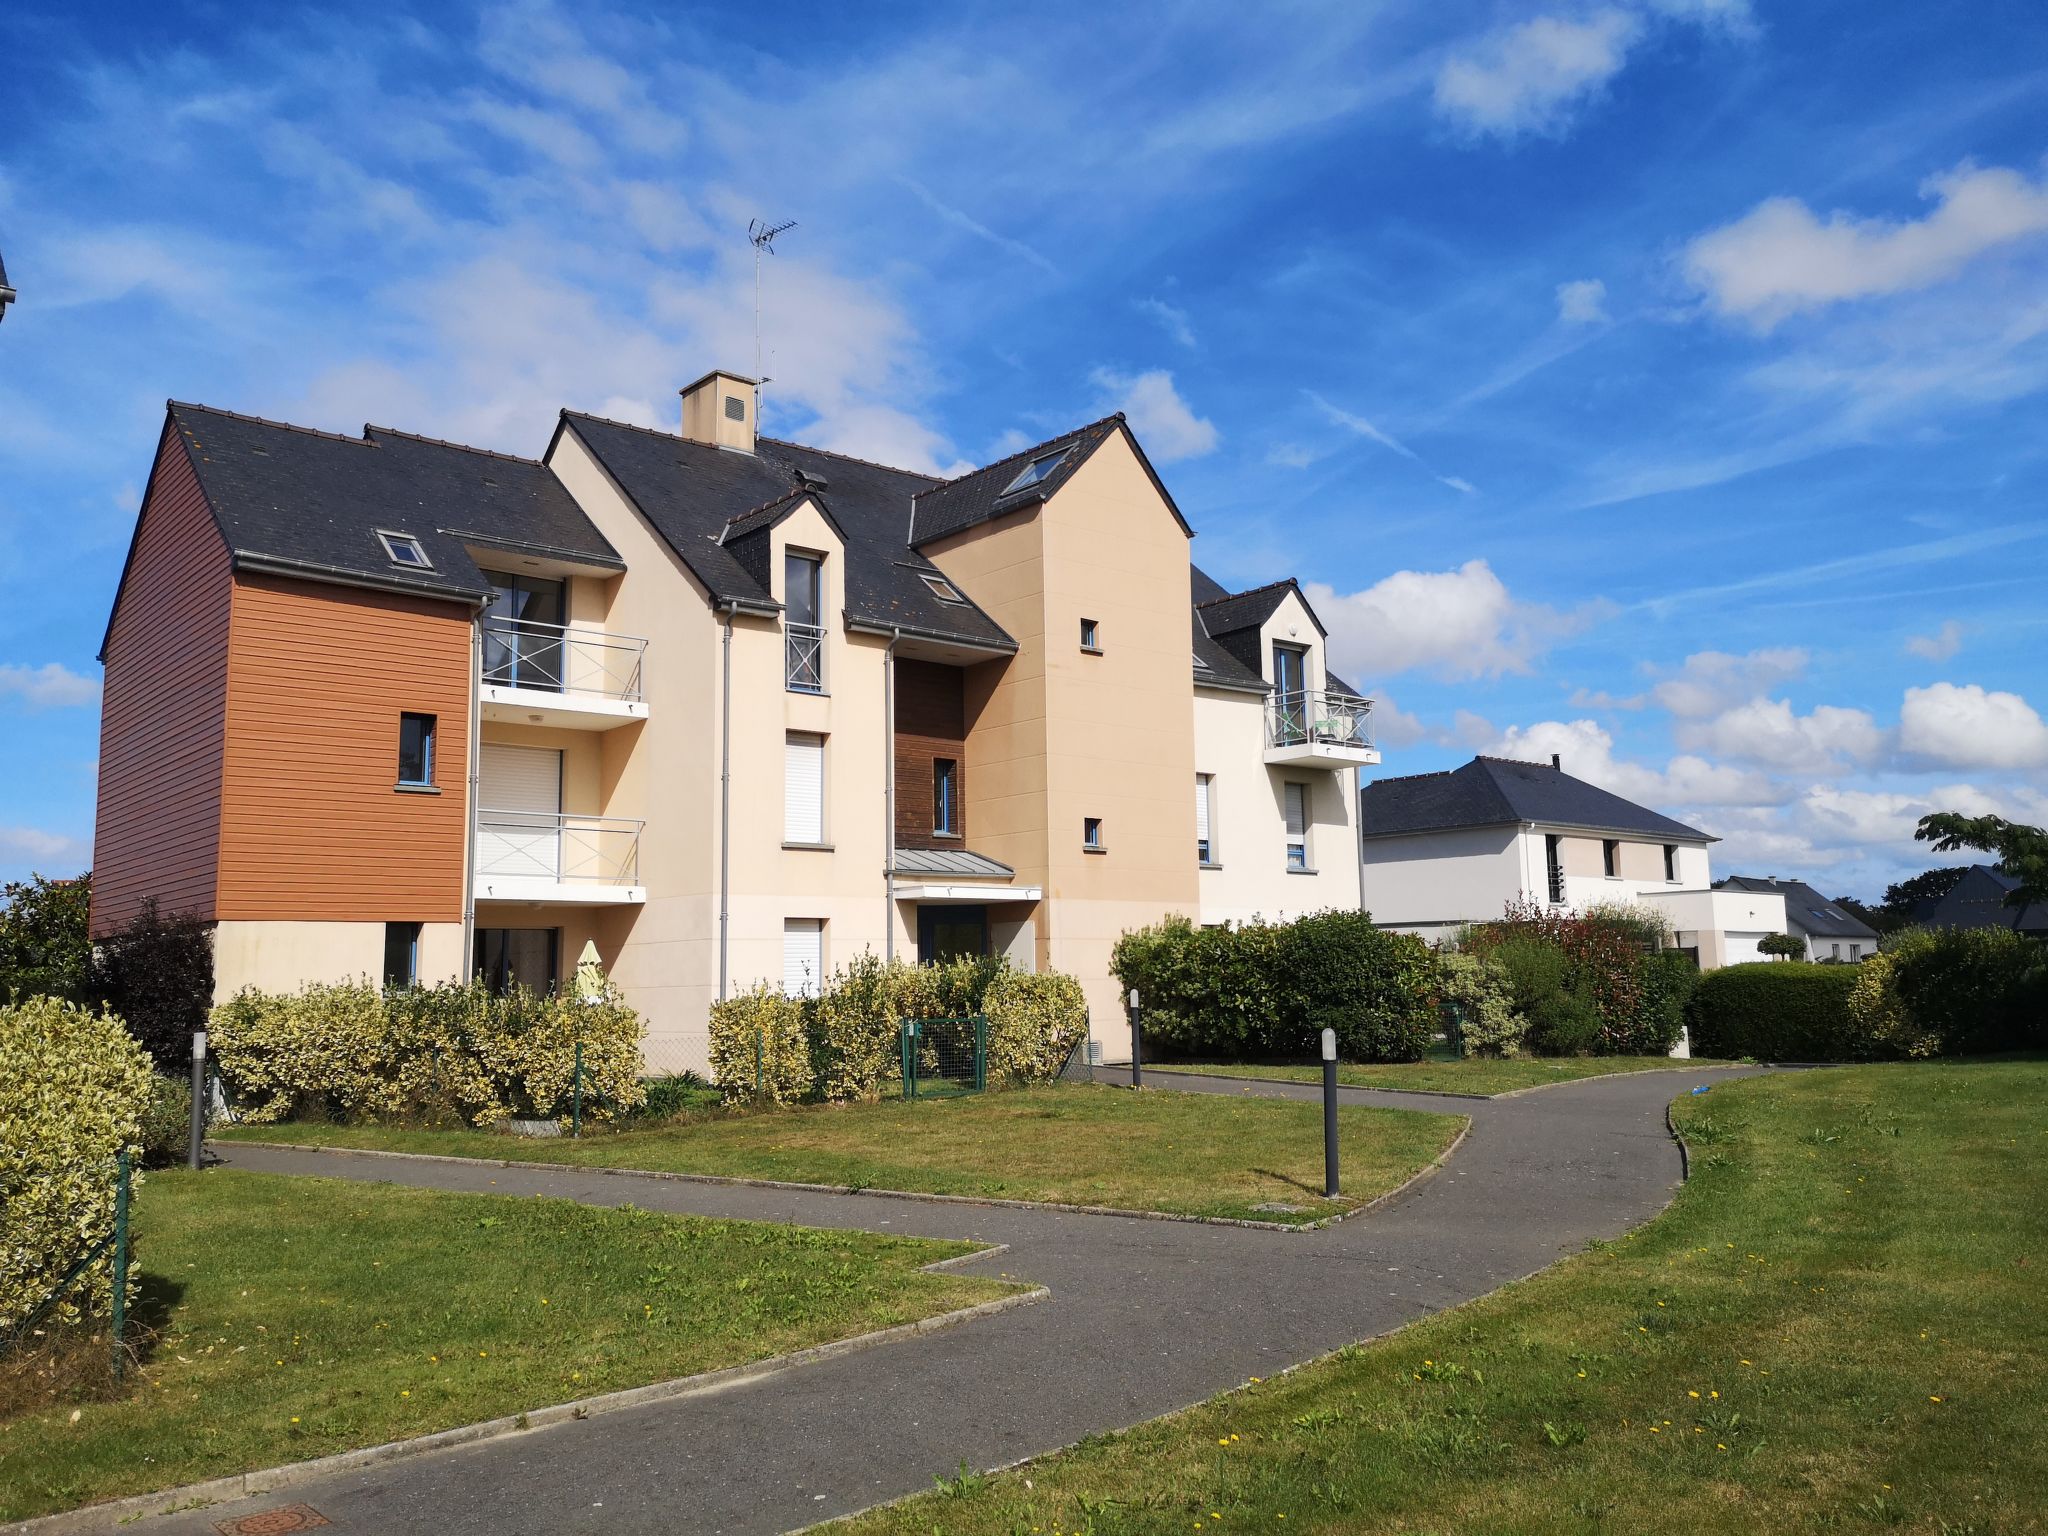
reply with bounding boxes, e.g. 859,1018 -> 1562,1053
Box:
1358,824 -> 1530,937
1193,685 -> 1360,927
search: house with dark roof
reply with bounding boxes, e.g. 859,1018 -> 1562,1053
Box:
93,366 -> 1378,1070
1916,865 -> 2048,939
1715,876 -> 1880,961
1357,755 -> 1788,967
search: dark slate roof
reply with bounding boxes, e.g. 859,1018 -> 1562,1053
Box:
1190,564 -> 1231,606
1358,756 -> 1715,843
158,403 -> 617,608
890,847 -> 1016,878
1922,865 -> 2048,935
555,412 -> 1017,651
909,414 -> 1193,547
1716,876 -> 1879,940
1194,577 -> 1324,640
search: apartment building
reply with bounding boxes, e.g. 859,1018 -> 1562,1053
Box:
1356,754 -> 1788,967
92,371 -> 1379,1069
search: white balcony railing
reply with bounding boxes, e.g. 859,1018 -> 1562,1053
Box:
1267,689 -> 1375,753
482,617 -> 646,703
475,810 -> 643,890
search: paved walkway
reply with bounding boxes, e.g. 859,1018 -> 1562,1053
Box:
121,1066 -> 1754,1536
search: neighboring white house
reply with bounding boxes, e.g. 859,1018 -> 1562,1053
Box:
1356,754 -> 1787,967
1716,875 -> 1879,962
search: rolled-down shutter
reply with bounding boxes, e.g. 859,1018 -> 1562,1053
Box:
783,918 -> 823,997
1284,781 -> 1307,838
478,744 -> 563,878
1195,774 -> 1212,850
784,733 -> 824,843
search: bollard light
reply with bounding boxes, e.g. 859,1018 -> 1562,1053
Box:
1321,1027 -> 1336,1062
188,1029 -> 209,1172
1128,988 -> 1143,1089
193,1028 -> 207,1061
1320,1027 -> 1339,1198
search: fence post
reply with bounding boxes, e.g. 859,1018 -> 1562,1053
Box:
572,1040 -> 584,1138
112,1148 -> 131,1383
974,1014 -> 987,1093
187,1028 -> 207,1171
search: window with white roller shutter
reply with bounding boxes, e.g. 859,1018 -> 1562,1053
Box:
1195,773 -> 1215,864
1284,781 -> 1309,871
784,732 -> 824,844
478,743 -> 563,878
783,919 -> 824,997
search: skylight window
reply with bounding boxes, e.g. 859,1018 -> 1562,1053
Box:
921,574 -> 966,604
378,531 -> 432,569
1000,447 -> 1070,496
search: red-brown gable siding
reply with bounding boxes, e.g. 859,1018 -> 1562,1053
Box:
215,574 -> 471,922
895,659 -> 967,850
92,428 -> 232,936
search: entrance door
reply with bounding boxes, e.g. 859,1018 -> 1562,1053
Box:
918,905 -> 989,963
479,743 -> 563,878
1272,642 -> 1309,743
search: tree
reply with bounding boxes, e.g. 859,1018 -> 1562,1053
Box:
0,870 -> 93,1003
92,897 -> 215,1069
1757,932 -> 1807,961
1879,865 -> 1972,925
1831,894 -> 1889,933
1914,814 -> 2048,908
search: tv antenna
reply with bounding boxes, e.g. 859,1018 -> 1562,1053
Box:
748,218 -> 797,388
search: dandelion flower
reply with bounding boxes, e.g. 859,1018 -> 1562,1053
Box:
1688,1391 -> 1699,1399
290,1417 -> 300,1424
1929,1396 -> 1943,1403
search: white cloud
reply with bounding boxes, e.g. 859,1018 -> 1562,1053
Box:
1647,647 -> 1808,718
1370,695 -> 1433,750
1897,681 -> 2048,770
1136,297 -> 1196,348
1481,717 -> 1782,808
1305,559 -> 1609,683
1683,161 -> 2048,328
1091,368 -> 1218,461
1555,277 -> 1608,324
1433,11 -> 1641,140
0,662 -> 101,709
1904,620 -> 1964,662
0,825 -> 91,870
1676,696 -> 1885,773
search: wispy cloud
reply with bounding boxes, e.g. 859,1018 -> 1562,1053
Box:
1136,296 -> 1196,348
894,174 -> 1060,277
0,663 -> 101,709
1905,620 -> 1965,662
1092,368 -> 1218,461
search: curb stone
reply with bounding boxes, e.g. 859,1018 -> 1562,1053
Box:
8,1282 -> 1047,1536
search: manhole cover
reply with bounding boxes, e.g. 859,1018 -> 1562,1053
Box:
215,1505 -> 332,1535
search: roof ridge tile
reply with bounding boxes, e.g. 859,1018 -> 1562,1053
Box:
169,400 -> 374,449
366,424 -> 544,465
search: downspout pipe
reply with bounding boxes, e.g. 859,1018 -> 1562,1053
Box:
461,611 -> 483,980
718,603 -> 735,1002
883,628 -> 901,961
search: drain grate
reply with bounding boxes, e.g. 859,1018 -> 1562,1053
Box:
214,1504 -> 332,1535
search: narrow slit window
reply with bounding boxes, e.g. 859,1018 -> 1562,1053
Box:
1083,817 -> 1104,851
397,713 -> 437,787
1195,773 -> 1215,864
933,758 -> 959,836
1663,843 -> 1678,881
1284,782 -> 1309,870
1603,838 -> 1621,878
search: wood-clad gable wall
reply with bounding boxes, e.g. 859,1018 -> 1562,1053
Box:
91,429 -> 233,936
215,574 -> 472,922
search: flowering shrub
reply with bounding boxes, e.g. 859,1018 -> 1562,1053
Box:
1437,952 -> 1522,1057
209,980 -> 645,1127
1,996 -> 154,1331
1458,899 -> 1677,1055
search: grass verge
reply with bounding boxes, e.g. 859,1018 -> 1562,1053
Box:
0,1169 -> 1011,1523
1159,1051 -> 1732,1097
835,1058 -> 2048,1535
216,1084 -> 1465,1226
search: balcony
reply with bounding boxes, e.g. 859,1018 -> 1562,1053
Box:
1262,689 -> 1381,768
785,621 -> 825,693
473,810 -> 646,905
479,618 -> 648,730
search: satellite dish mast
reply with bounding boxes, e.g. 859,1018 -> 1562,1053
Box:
748,217 -> 797,412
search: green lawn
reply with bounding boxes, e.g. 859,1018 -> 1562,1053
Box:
0,1169 -> 1011,1523
217,1084 -> 1465,1226
836,1058 -> 2048,1535
1159,1050 -> 1733,1097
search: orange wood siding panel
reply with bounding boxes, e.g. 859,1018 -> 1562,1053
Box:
92,429 -> 232,937
895,659 -> 967,850
216,574 -> 471,922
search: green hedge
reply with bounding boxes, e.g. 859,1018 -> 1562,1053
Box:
706,954 -> 1087,1105
209,979 -> 646,1126
1111,910 -> 1436,1063
1686,963 -> 1867,1061
1,997 -> 155,1332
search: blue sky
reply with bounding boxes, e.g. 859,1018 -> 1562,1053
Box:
2,0 -> 2045,899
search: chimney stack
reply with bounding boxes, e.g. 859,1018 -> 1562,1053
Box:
679,369 -> 758,454
1550,753 -> 1562,771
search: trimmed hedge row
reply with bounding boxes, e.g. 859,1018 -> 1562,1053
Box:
209,979 -> 646,1126
1,997 -> 155,1332
1111,911 -> 1438,1063
706,953 -> 1088,1105
1686,963 -> 1868,1061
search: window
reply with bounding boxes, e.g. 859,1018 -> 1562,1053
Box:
1272,643 -> 1309,742
1195,773 -> 1216,865
1831,942 -> 1842,961
1083,816 -> 1104,851
397,712 -> 437,787
1602,839 -> 1621,878
475,928 -> 558,996
1284,782 -> 1309,870
784,732 -> 825,844
480,571 -> 566,692
1545,833 -> 1565,903
1080,617 -> 1101,652
920,574 -> 966,604
783,918 -> 824,998
785,551 -> 824,692
382,922 -> 421,989
378,530 -> 431,568
1000,447 -> 1070,496
1663,843 -> 1678,882
1850,943 -> 1862,961
723,393 -> 746,422
933,757 -> 959,836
